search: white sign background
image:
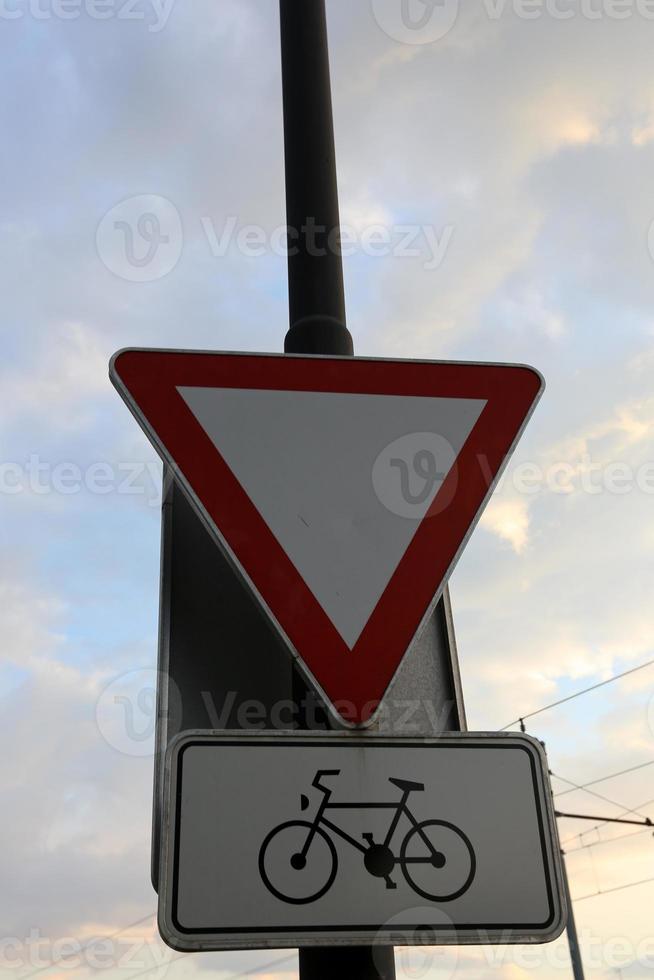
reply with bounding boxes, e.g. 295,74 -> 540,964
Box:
158,733 -> 565,951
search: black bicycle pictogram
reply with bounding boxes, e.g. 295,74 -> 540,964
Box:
258,770 -> 476,905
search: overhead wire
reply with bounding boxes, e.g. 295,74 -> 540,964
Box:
564,827 -> 653,855
20,913 -> 157,980
500,657 -> 654,731
550,771 -> 653,820
554,760 -> 654,798
561,796 -> 654,845
575,876 -> 654,902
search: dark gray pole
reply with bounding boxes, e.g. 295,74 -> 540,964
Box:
279,3 -> 394,977
561,850 -> 586,980
280,0 -> 353,356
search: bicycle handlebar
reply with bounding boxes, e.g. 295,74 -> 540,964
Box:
312,770 -> 341,791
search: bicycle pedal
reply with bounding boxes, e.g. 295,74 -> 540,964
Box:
385,879 -> 398,890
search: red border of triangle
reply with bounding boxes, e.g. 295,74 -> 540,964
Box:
112,351 -> 542,724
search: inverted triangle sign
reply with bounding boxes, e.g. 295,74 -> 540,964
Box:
111,350 -> 543,726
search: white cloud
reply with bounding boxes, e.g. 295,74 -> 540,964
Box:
0,321 -> 111,436
480,496 -> 531,553
0,575 -> 65,670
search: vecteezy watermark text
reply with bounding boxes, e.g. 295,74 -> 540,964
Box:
90,673 -> 654,756
371,0 -> 654,46
0,927 -> 172,976
95,669 -> 463,756
0,456 -> 163,506
3,450 -> 654,507
95,194 -> 454,282
371,433 -> 654,519
201,215 -> 453,271
0,0 -> 174,30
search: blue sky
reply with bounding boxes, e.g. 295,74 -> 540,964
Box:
2,1 -> 654,979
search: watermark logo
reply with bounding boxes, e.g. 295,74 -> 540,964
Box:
374,908 -> 459,979
372,433 -> 457,519
371,0 -> 460,44
96,195 -> 182,282
96,668 -> 181,757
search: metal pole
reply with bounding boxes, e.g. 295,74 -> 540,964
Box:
561,849 -> 586,980
299,947 -> 397,980
280,2 -> 393,976
280,0 -> 353,356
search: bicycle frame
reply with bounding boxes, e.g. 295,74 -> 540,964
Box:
299,772 -> 435,862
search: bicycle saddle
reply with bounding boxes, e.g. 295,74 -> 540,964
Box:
388,777 -> 425,793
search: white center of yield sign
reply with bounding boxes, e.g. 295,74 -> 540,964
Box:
178,387 -> 486,649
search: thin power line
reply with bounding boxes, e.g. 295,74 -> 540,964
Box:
500,657 -> 654,731
22,922 -> 295,980
564,827 -> 653,855
550,771 -> 652,820
122,952 -> 296,980
554,760 -> 654,798
575,876 -> 654,902
228,954 -> 296,979
21,913 -> 157,980
113,952 -> 187,980
561,796 -> 654,845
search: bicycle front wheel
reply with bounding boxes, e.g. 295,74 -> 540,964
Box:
258,821 -> 337,905
400,819 -> 476,902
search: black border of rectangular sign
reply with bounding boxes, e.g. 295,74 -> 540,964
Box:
169,736 -> 557,937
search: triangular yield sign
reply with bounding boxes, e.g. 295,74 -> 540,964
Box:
111,350 -> 543,726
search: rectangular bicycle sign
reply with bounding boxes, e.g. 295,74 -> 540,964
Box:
158,732 -> 565,951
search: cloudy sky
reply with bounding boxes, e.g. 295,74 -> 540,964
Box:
2,0 -> 654,978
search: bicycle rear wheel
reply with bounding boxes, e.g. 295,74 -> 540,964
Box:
259,820 -> 337,905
